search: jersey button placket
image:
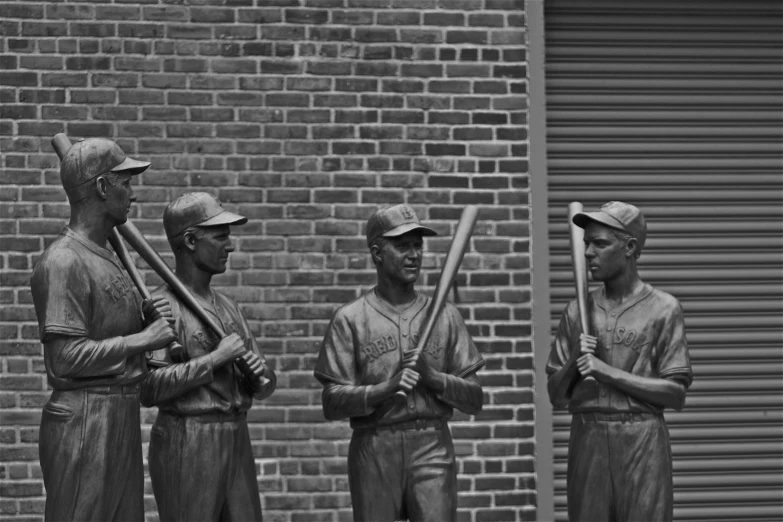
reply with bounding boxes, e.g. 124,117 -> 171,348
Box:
601,313 -> 614,400
401,315 -> 415,410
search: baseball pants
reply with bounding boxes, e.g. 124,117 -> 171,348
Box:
148,411 -> 262,522
567,412 -> 674,522
39,386 -> 145,522
348,420 -> 457,522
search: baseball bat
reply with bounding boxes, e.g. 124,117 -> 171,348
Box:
567,202 -> 597,388
394,204 -> 479,400
51,134 -> 185,360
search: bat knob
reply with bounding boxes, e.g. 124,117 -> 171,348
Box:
393,390 -> 417,411
582,375 -> 598,388
169,341 -> 186,363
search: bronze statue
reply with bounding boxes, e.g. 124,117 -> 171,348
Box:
314,204 -> 484,522
30,138 -> 177,521
546,201 -> 693,522
140,192 -> 276,522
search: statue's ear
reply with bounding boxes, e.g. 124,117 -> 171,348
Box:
626,237 -> 639,259
183,231 -> 198,252
370,244 -> 383,266
95,176 -> 109,200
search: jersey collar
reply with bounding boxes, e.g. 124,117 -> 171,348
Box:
62,226 -> 124,269
593,283 -> 654,316
366,287 -> 428,325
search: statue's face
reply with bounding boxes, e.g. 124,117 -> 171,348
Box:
105,173 -> 135,225
376,231 -> 424,285
192,225 -> 234,275
584,223 -> 630,282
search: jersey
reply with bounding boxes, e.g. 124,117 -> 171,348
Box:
314,289 -> 484,429
30,227 -> 146,390
546,283 -> 693,413
140,285 -> 275,415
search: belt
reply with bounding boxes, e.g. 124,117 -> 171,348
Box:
579,412 -> 658,423
83,383 -> 140,395
357,419 -> 445,433
161,410 -> 247,423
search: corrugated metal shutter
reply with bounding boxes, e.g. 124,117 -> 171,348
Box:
544,1 -> 783,521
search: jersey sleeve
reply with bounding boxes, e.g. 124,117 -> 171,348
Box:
314,307 -> 357,386
31,249 -> 91,341
546,300 -> 577,376
315,307 -> 377,420
655,299 -> 693,388
44,335 -> 129,378
444,304 -> 484,378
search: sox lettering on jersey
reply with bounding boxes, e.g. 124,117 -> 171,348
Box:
613,327 -> 649,353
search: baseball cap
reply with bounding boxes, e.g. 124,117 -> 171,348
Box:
365,204 -> 437,246
60,138 -> 150,197
164,192 -> 248,240
572,201 -> 647,252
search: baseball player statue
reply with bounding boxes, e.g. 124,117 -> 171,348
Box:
546,201 -> 693,522
314,204 -> 485,522
140,192 -> 276,522
30,138 -> 177,521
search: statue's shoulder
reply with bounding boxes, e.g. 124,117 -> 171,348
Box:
331,291 -> 372,322
33,234 -> 83,275
647,286 -> 683,316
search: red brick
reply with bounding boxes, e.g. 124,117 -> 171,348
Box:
95,5 -> 140,20
0,72 -> 37,87
0,481 -> 42,496
191,7 -> 235,24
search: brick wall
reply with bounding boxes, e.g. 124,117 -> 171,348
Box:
0,1 -> 533,520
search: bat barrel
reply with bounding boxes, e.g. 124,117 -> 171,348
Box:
51,133 -> 72,159
567,202 -> 590,334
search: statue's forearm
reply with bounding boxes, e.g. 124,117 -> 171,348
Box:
601,367 -> 686,411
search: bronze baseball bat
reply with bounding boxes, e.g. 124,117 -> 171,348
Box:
394,205 -> 479,400
51,134 -> 186,360
568,201 -> 597,387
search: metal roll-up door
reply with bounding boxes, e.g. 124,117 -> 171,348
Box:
544,1 -> 783,521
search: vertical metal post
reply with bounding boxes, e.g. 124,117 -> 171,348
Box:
528,0 -> 555,520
